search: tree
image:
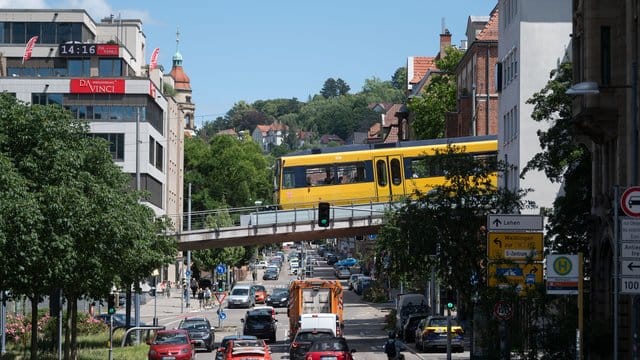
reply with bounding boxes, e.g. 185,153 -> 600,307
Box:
408,46 -> 464,139
320,78 -> 338,98
391,66 -> 408,90
359,77 -> 405,104
335,78 -> 350,96
523,61 -> 591,256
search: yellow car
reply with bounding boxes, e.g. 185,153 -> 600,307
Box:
414,316 -> 464,353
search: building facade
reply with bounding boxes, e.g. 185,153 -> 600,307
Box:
570,1 -> 640,357
0,9 -> 191,285
447,8 -> 499,138
497,0 -> 572,215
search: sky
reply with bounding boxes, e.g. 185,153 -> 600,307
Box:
2,0 -> 497,128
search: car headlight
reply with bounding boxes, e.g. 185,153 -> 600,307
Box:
180,348 -> 190,354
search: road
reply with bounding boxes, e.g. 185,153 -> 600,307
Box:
137,248 -> 469,359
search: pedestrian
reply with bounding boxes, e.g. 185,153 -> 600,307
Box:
197,288 -> 204,309
204,287 -> 212,308
190,278 -> 198,299
166,281 -> 171,298
383,331 -> 405,360
252,270 -> 257,282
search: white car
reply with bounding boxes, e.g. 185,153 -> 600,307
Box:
348,274 -> 365,290
254,260 -> 268,269
290,260 -> 300,269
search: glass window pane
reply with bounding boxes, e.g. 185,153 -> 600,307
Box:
41,22 -> 55,43
70,23 -> 82,42
390,158 -> 402,185
12,22 -> 25,44
26,22 -> 40,39
155,142 -> 163,171
0,23 -> 8,43
57,23 -> 72,43
376,160 -> 387,186
149,136 -> 154,164
115,134 -> 124,161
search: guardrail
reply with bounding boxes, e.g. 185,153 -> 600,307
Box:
119,325 -> 165,347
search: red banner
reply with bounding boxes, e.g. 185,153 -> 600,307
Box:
149,47 -> 160,70
22,35 -> 38,64
96,44 -> 119,56
70,79 -> 125,94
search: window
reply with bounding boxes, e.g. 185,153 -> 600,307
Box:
282,161 -> 372,189
93,133 -> 124,161
11,22 -> 25,44
376,160 -> 387,186
68,59 -> 90,77
148,136 -> 164,171
390,158 -> 402,185
99,59 -> 122,77
31,93 -> 62,106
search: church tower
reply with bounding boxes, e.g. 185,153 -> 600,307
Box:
169,28 -> 196,136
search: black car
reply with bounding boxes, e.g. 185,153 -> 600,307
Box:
177,316 -> 215,352
401,313 -> 428,343
242,309 -> 278,342
263,269 -> 279,280
326,254 -> 339,265
265,288 -> 289,308
289,328 -> 335,360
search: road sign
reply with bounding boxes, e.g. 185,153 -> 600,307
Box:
621,218 -> 640,241
621,186 -> 640,218
487,232 -> 543,260
216,264 -> 226,274
185,270 -> 191,277
621,242 -> 640,258
214,292 -> 227,304
487,214 -> 543,231
620,278 -> 640,294
488,263 -> 543,289
621,260 -> 640,276
493,300 -> 513,321
218,311 -> 227,320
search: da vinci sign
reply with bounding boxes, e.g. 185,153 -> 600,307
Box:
70,79 -> 125,94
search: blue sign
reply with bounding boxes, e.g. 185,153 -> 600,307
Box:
368,234 -> 377,240
185,270 -> 191,277
525,274 -> 536,284
216,264 -> 226,274
218,311 -> 227,320
496,268 -> 523,277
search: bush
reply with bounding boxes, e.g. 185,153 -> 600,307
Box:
384,309 -> 397,331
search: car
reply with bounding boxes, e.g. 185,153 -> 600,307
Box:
215,335 -> 258,360
177,316 -> 215,352
265,288 -> 289,308
253,305 -> 276,319
335,267 -> 351,279
289,328 -> 336,360
401,313 -> 428,343
263,269 -> 279,281
242,308 -> 278,342
266,265 -> 280,274
326,255 -> 339,265
334,257 -> 358,268
95,313 -> 147,328
414,316 -> 464,352
304,336 -> 356,360
147,329 -> 196,360
353,276 -> 372,295
348,274 -> 365,290
254,260 -> 269,269
223,339 -> 272,360
228,284 -> 256,309
252,284 -> 267,304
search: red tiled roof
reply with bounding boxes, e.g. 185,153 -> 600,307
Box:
410,57 -> 436,84
476,7 -> 499,41
255,124 -> 271,135
368,123 -> 382,138
169,66 -> 191,90
385,126 -> 399,143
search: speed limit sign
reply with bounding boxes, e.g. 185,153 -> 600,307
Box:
493,300 -> 513,321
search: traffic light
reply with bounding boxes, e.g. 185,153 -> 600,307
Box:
217,279 -> 224,292
107,294 -> 116,315
318,202 -> 330,227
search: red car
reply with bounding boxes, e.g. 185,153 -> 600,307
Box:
223,339 -> 272,360
147,329 -> 196,360
253,284 -> 267,304
304,337 -> 355,360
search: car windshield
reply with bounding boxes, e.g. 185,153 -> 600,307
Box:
232,288 -> 249,295
309,338 -> 349,352
296,331 -> 334,342
429,318 -> 459,327
154,332 -> 188,344
246,315 -> 272,324
272,289 -> 288,296
179,321 -> 208,330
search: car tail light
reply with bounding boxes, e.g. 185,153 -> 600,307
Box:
305,355 -> 312,360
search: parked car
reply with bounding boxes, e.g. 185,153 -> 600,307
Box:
335,267 -> 351,279
228,284 -> 256,309
415,316 -> 464,353
253,305 -> 276,319
252,284 -> 267,304
223,339 -> 271,360
254,260 -> 268,269
401,313 -> 428,343
348,274 -> 365,290
353,276 -> 372,295
304,337 -> 356,360
263,269 -> 279,281
326,254 -> 339,265
177,316 -> 215,352
147,329 -> 196,360
334,257 -> 358,268
215,335 -> 257,360
242,309 -> 278,342
265,288 -> 289,308
289,328 -> 335,360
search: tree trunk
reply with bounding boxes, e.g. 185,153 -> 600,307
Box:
64,299 -> 71,360
70,299 -> 78,360
29,294 -> 39,360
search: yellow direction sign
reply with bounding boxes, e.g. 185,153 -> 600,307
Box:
487,232 -> 543,261
488,263 -> 543,295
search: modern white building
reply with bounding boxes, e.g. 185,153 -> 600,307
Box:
497,0 -> 572,214
0,9 -> 194,284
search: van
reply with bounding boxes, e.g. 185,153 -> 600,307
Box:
395,293 -> 429,332
228,284 -> 255,309
298,313 -> 340,337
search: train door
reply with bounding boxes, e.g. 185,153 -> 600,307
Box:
374,156 -> 405,202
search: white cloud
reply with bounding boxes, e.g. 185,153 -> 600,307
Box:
0,0 -> 152,24
0,0 -> 49,8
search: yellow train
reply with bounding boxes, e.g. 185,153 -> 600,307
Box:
274,135 -> 498,209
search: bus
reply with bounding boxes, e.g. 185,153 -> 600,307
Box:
274,135 -> 498,209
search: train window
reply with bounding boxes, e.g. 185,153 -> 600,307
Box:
335,162 -> 371,184
474,153 -> 498,171
407,157 -> 438,178
390,158 -> 402,185
376,160 -> 388,186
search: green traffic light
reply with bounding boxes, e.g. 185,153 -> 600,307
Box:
447,302 -> 454,309
320,219 -> 328,225
108,307 -> 115,314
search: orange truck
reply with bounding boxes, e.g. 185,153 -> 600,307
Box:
287,279 -> 344,339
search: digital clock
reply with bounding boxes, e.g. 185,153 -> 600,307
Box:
58,43 -> 119,57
